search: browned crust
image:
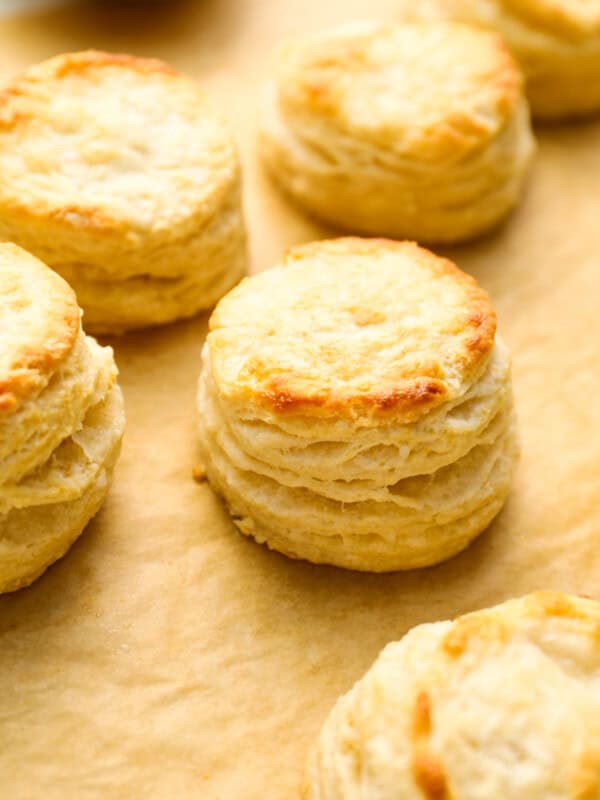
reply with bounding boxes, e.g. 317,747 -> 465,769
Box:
0,87 -> 30,130
413,752 -> 451,800
482,30 -> 524,119
0,50 -> 200,234
0,244 -> 80,414
443,593 -> 600,659
0,50 -> 179,129
523,593 -> 600,643
421,30 -> 524,150
442,615 -> 508,658
529,592 -> 594,620
217,238 -> 496,420
287,239 -> 497,370
48,50 -> 180,78
413,690 -> 433,739
0,328 -> 76,413
0,339 -> 79,413
411,691 -> 451,800
281,24 -> 524,159
0,200 -> 129,234
261,375 -> 448,416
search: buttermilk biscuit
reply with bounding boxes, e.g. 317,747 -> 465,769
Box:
413,0 -> 600,119
304,592 -> 600,800
197,238 -> 519,572
260,22 -> 535,244
0,243 -> 125,593
0,50 -> 247,334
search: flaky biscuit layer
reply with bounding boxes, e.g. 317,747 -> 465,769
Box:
58,188 -> 247,334
0,244 -> 125,591
198,344 -> 518,571
0,386 -> 124,593
0,384 -> 124,593
0,331 -> 115,486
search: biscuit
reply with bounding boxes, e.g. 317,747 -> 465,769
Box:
197,238 -> 519,571
0,50 -> 247,334
0,243 -> 125,592
304,592 -> 600,799
412,0 -> 600,119
260,22 -> 535,244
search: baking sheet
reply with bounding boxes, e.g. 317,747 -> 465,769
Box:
1,1 -> 599,797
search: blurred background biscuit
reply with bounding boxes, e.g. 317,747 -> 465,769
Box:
0,50 -> 247,334
260,22 -> 535,244
197,237 -> 519,572
304,592 -> 600,799
0,243 -> 124,592
410,0 -> 600,120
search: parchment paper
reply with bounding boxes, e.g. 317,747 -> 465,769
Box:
0,1 -> 599,797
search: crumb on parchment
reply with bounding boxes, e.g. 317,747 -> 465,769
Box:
192,464 -> 207,482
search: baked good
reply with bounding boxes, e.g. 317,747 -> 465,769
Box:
0,243 -> 125,592
260,22 -> 535,244
0,50 -> 247,334
197,237 -> 519,572
411,0 -> 600,119
304,592 -> 600,799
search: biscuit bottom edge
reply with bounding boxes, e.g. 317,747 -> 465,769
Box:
199,422 -> 519,573
220,486 -> 509,572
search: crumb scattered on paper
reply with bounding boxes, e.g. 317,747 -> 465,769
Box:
192,465 -> 207,482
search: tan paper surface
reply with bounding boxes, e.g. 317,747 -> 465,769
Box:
1,1 -> 599,797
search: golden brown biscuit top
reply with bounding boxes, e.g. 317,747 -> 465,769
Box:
0,51 -> 238,236
502,0 -> 600,39
208,238 -> 496,422
275,22 -> 523,162
0,243 -> 80,415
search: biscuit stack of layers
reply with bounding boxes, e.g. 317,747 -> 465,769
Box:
261,22 -> 535,244
412,0 -> 600,119
198,238 -> 519,572
0,51 -> 247,334
0,244 -> 124,593
305,592 -> 600,799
